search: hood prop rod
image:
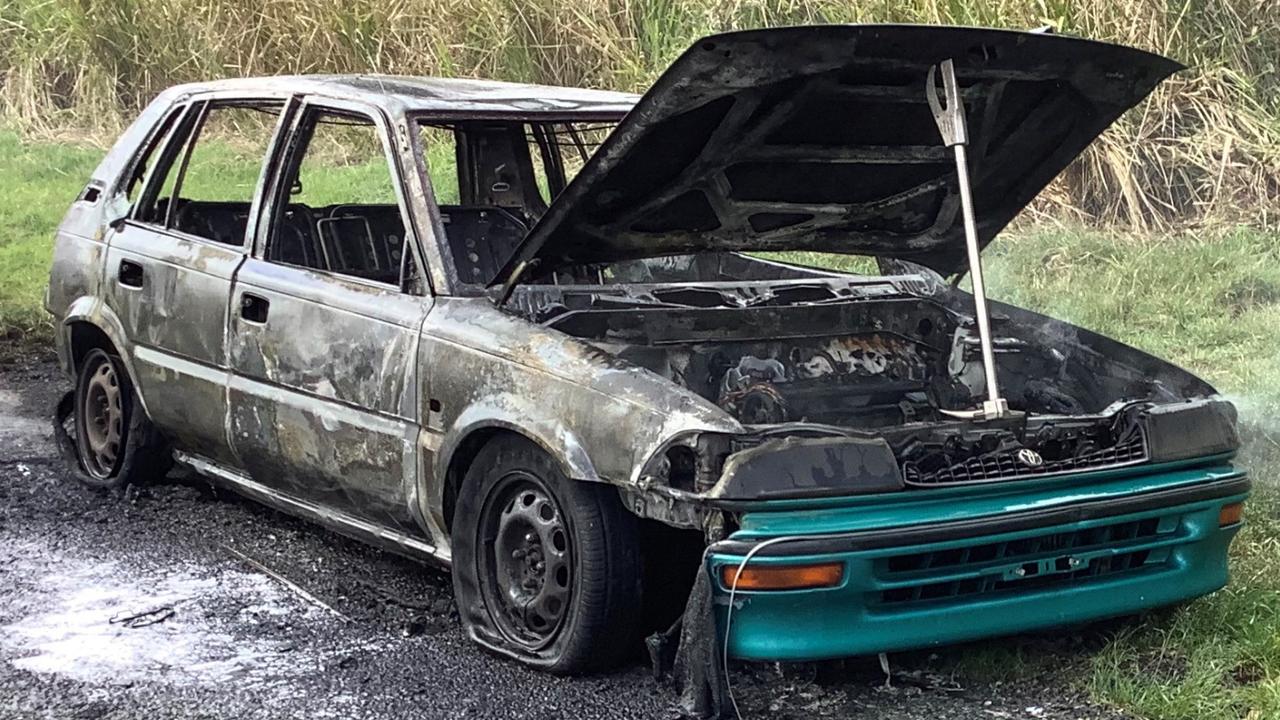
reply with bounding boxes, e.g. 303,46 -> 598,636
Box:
927,59 -> 1009,421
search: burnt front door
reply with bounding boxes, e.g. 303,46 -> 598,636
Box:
226,98 -> 432,537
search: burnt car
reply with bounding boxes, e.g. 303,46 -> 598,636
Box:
47,25 -> 1247,675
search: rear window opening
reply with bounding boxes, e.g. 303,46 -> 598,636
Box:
132,100 -> 285,247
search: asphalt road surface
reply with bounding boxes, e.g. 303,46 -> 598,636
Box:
0,353 -> 1130,719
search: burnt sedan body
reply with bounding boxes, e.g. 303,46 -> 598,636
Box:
47,25 -> 1247,674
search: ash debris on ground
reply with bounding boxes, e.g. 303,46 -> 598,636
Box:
0,353 -> 1131,719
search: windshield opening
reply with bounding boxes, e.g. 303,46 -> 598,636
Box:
415,118 -> 617,287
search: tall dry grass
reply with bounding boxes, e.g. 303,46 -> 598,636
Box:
1,0 -> 1277,228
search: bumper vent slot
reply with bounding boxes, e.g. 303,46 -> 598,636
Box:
876,515 -> 1175,607
902,432 -> 1148,487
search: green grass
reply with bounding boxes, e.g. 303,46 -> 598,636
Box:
0,131 -> 100,340
4,130 -> 1280,718
984,230 -> 1280,412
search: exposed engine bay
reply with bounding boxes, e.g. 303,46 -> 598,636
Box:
505,257 -> 1235,498
476,22 -> 1238,514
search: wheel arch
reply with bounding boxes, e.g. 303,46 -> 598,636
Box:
68,322 -> 117,371
436,415 -> 600,533
60,299 -> 151,418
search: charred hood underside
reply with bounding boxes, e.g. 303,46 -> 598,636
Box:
494,25 -> 1182,284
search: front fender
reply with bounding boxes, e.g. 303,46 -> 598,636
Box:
434,399 -> 600,488
421,298 -> 743,532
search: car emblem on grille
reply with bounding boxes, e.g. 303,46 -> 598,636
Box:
1016,448 -> 1044,467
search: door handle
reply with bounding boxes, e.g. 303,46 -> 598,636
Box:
118,259 -> 144,288
240,293 -> 270,323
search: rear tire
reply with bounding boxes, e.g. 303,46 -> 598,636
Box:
70,348 -> 170,490
451,435 -> 642,674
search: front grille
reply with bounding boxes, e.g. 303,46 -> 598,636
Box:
875,515 -> 1178,607
902,432 -> 1148,487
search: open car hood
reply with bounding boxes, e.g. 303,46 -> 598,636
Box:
494,25 -> 1180,284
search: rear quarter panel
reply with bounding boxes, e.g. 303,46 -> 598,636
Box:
45,89 -> 185,376
46,202 -> 108,374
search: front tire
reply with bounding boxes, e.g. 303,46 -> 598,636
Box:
71,348 -> 169,490
451,435 -> 641,674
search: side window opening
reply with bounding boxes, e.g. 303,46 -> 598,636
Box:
135,100 -> 284,246
416,118 -> 616,286
265,108 -> 410,287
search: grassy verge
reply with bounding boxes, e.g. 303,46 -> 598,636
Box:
0,131 -> 102,345
966,230 -> 1280,719
4,131 -> 1279,718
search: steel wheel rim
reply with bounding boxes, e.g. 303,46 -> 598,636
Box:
478,471 -> 573,649
81,359 -> 123,478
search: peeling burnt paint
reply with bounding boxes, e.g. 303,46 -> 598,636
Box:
421,296 -> 743,534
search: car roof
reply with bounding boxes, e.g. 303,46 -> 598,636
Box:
165,74 -> 638,119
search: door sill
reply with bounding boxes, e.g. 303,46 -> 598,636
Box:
173,451 -> 450,567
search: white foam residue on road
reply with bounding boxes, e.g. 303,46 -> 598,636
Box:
1,540 -> 367,693
0,387 -> 48,444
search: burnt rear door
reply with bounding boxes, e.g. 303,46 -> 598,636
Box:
104,97 -> 288,466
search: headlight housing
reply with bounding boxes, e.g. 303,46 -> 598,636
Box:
1142,398 -> 1239,463
640,432 -> 734,493
711,435 -> 904,501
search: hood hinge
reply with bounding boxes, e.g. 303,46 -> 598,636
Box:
497,258 -> 539,308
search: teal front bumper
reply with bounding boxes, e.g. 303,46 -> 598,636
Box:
708,459 -> 1248,662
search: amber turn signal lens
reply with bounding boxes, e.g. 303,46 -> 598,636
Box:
721,562 -> 844,591
1219,502 -> 1245,527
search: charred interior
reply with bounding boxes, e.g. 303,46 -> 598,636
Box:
506,253 -> 1234,498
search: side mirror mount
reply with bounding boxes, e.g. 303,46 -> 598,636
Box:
104,195 -> 131,232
